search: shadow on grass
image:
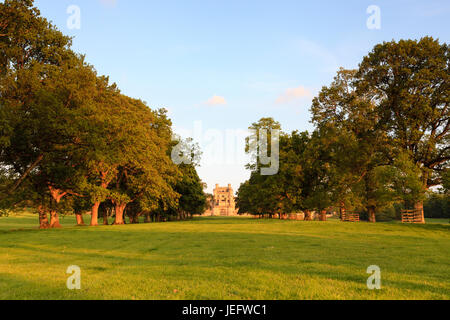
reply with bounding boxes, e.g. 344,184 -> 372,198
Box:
2,226 -> 448,299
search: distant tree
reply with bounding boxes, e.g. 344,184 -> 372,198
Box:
300,131 -> 335,221
237,173 -> 280,218
166,138 -> 207,219
311,68 -> 394,222
245,117 -> 281,172
237,118 -> 287,218
442,170 -> 450,194
423,193 -> 449,219
173,164 -> 206,219
238,127 -> 307,219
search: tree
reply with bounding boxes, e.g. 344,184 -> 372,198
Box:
238,125 -> 307,219
424,193 -> 449,219
237,118 -> 289,218
0,0 -> 196,229
300,131 -> 335,221
0,0 -> 76,198
311,68 -> 394,222
442,170 -> 450,194
102,96 -> 179,225
0,0 -> 98,227
79,77 -> 122,226
0,55 -> 100,227
0,0 -> 73,74
357,37 -> 449,222
236,172 -> 283,218
245,117 -> 281,172
173,164 -> 206,219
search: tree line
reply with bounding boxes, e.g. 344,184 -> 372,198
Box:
0,0 -> 207,227
237,37 -> 449,223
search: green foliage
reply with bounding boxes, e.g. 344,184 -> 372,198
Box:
0,0 -> 204,225
245,117 -> 281,172
442,170 -> 450,194
424,193 -> 450,219
0,0 -> 73,74
239,38 -> 448,222
175,164 -> 207,216
371,152 -> 425,208
238,123 -> 305,217
357,37 -> 449,189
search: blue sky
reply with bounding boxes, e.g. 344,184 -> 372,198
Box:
34,0 -> 450,193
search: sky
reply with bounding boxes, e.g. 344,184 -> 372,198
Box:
33,0 -> 450,193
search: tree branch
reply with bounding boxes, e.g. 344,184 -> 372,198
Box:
8,154 -> 44,194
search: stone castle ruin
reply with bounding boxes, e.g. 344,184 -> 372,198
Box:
204,184 -> 238,216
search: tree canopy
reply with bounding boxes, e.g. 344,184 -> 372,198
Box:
0,0 -> 206,226
238,37 -> 449,223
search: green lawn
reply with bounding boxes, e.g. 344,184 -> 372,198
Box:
0,213 -> 449,300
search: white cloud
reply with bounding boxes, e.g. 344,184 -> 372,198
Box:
99,0 -> 117,8
275,85 -> 311,104
205,95 -> 227,106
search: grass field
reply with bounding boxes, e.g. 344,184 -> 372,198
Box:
0,213 -> 449,300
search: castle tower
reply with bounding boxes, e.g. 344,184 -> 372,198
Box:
212,184 -> 236,216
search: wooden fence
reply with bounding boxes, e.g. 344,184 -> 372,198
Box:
401,209 -> 423,224
341,212 -> 360,222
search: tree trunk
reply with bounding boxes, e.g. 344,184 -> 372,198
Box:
414,171 -> 428,224
91,202 -> 100,226
414,200 -> 425,224
144,213 -> 151,223
130,214 -> 140,224
103,213 -> 109,225
368,206 -> 376,223
339,202 -> 346,221
319,210 -> 327,221
114,203 -> 127,225
364,173 -> 377,223
47,185 -> 66,229
38,206 -> 50,229
49,210 -> 62,228
304,210 -> 312,221
76,213 -> 85,226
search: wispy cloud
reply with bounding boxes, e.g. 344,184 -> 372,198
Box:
275,85 -> 312,104
205,95 -> 227,106
99,0 -> 117,8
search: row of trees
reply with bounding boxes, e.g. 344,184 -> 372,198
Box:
0,0 -> 207,227
423,193 -> 449,219
237,37 -> 449,223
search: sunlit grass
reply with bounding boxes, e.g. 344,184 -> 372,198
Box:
0,214 -> 449,300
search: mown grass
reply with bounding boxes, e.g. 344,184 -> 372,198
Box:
0,213 -> 449,300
